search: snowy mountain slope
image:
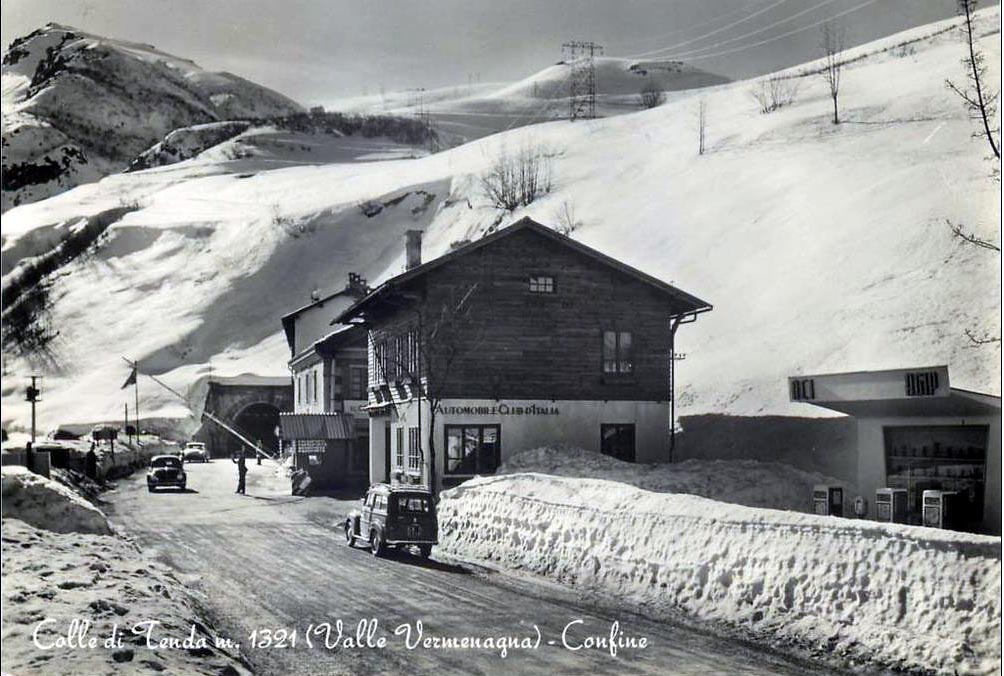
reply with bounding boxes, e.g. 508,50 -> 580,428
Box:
327,57 -> 729,141
1,24 -> 303,211
0,9 -> 999,433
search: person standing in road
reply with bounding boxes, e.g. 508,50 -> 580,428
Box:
232,449 -> 248,494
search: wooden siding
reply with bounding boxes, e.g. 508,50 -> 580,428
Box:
366,228 -> 684,402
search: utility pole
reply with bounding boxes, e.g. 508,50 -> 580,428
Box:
122,357 -> 140,443
26,376 -> 41,444
409,87 -> 435,152
562,40 -> 603,120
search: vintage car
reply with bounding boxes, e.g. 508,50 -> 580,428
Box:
147,455 -> 187,492
344,484 -> 437,558
182,441 -> 209,463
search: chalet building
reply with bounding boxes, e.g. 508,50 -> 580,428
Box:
278,273 -> 371,489
335,217 -> 712,492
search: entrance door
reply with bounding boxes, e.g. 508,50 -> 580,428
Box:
600,423 -> 636,462
384,421 -> 391,482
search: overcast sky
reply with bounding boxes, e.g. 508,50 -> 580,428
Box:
1,0 -> 982,105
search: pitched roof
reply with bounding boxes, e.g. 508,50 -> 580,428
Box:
334,217 -> 712,324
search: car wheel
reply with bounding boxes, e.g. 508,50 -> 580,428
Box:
147,485 -> 155,493
418,544 -> 432,559
344,521 -> 355,547
370,530 -> 385,557
180,483 -> 186,492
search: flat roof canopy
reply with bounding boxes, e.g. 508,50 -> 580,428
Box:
788,366 -> 1001,418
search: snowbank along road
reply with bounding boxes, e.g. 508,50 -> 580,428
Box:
104,459 -> 857,676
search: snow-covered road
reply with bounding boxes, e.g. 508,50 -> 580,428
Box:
104,460 -> 855,676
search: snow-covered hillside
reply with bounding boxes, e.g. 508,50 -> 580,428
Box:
328,57 -> 729,141
1,24 -> 303,210
1,9 -> 999,433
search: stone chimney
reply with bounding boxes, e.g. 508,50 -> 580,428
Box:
346,272 -> 369,298
405,230 -> 423,271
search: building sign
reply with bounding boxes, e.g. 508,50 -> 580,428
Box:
905,370 -> 939,397
436,402 -> 560,416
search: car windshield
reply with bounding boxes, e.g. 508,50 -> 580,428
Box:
186,443 -> 205,450
152,457 -> 181,468
396,495 -> 430,513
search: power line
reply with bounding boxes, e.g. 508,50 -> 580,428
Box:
624,0 -> 793,60
605,0 -> 783,48
646,0 -> 881,63
634,0 -> 844,61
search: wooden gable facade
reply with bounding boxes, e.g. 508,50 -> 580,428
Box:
338,218 -> 711,405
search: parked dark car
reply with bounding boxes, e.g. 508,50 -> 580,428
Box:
345,484 -> 437,557
147,455 -> 186,492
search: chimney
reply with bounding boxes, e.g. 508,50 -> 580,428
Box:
346,272 -> 368,297
405,230 -> 423,270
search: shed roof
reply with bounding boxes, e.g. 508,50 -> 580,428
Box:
278,413 -> 356,440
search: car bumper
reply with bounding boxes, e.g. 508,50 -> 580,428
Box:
385,539 -> 438,545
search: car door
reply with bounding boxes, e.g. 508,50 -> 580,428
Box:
359,490 -> 374,535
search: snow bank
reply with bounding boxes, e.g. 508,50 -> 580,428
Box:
1,465 -> 111,535
438,474 -> 1002,675
1,518 -> 251,676
499,446 -> 845,512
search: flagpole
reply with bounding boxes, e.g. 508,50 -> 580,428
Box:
134,359 -> 140,443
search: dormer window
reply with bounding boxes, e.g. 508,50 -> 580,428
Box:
529,275 -> 554,293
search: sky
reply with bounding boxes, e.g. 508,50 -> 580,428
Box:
1,0 -> 984,106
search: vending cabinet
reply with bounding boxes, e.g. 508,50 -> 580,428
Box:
875,488 -> 908,523
813,485 -> 844,517
922,490 -> 960,529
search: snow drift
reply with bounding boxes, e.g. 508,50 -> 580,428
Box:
1,518 -> 251,676
438,474 -> 1002,675
499,446 -> 844,512
1,465 -> 111,534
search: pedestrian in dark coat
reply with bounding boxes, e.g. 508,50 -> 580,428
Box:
233,450 -> 248,494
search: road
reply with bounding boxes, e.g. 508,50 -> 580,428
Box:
106,459 -> 851,676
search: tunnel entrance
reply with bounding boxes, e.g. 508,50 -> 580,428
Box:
229,402 -> 281,457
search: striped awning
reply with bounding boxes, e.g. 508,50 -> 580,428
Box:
278,413 -> 356,440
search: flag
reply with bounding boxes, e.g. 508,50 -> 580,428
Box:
121,367 -> 137,389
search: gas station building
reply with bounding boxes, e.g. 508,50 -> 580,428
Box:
789,365 -> 1001,535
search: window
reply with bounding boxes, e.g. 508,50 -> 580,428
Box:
396,495 -> 430,513
529,275 -> 554,293
312,370 -> 318,404
407,427 -> 421,472
405,329 -> 420,376
445,425 -> 500,476
375,341 -> 389,382
601,424 -> 636,462
395,428 -> 405,469
602,330 -> 633,374
296,376 -> 302,404
348,366 -> 368,399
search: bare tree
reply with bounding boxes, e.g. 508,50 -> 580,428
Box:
820,22 -> 845,124
697,99 -> 707,155
373,283 -> 486,497
945,0 -> 1000,159
750,75 -> 800,114
948,219 -> 1001,251
553,198 -> 581,235
638,83 -> 666,109
480,142 -> 553,211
